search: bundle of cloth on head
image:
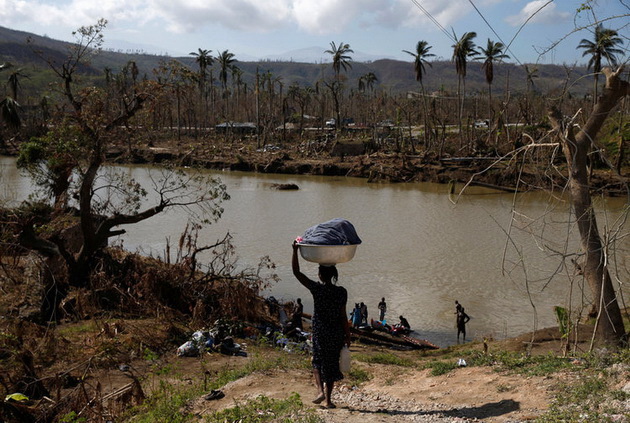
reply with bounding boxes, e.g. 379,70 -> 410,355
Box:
300,218 -> 362,245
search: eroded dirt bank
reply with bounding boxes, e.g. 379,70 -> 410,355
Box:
104,138 -> 629,196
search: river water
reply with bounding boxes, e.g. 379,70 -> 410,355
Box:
2,156 -> 628,347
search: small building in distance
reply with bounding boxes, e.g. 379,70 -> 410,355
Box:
215,122 -> 257,135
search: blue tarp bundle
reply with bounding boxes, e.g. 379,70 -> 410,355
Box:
301,218 -> 362,245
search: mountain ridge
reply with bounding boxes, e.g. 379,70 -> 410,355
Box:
0,25 -> 592,97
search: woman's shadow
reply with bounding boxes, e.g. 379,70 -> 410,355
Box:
343,399 -> 520,419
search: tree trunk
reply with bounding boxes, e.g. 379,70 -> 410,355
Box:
420,82 -> 430,151
40,255 -> 68,322
548,67 -> 629,347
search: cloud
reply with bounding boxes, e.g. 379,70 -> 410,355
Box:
150,0 -> 294,33
505,1 -> 570,26
0,0 -> 150,30
0,0 -> 478,37
369,0 -> 471,35
292,0 -> 381,35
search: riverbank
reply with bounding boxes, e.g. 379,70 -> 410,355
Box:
97,135 -> 629,196
2,311 -> 628,422
3,132 -> 629,196
0,242 -> 628,422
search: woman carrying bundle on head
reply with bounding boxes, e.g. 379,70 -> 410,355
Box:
292,241 -> 351,409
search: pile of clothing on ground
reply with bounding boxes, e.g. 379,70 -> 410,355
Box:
271,323 -> 312,354
176,319 -> 249,357
177,297 -> 316,357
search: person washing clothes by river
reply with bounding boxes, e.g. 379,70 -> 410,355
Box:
398,315 -> 410,330
292,241 -> 351,409
360,302 -> 368,324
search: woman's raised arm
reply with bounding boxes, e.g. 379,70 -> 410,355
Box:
292,241 -> 313,289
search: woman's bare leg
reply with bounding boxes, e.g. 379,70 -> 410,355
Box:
312,369 -> 325,404
325,381 -> 336,408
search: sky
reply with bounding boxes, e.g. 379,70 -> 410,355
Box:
0,0 -> 628,65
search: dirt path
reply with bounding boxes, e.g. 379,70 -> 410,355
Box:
176,342 -> 557,422
188,365 -> 555,422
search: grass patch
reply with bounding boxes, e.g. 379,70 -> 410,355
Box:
353,352 -> 414,367
124,379 -> 204,422
462,351 -> 575,376
59,411 -> 88,423
419,345 -> 630,379
143,348 -> 159,362
57,321 -> 99,336
152,364 -> 174,376
423,359 -> 458,376
535,375 -> 612,422
209,354 -> 300,390
124,353 -> 298,422
206,393 -> 323,422
347,367 -> 371,385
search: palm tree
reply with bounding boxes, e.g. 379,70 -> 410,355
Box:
190,48 -> 213,79
357,72 -> 378,128
357,75 -> 366,93
216,50 -> 237,120
0,63 -> 22,144
0,96 -> 21,130
325,41 -> 354,81
358,72 -> 378,94
452,31 -> 478,142
403,40 -> 435,146
578,24 -> 624,102
7,69 -> 28,102
231,67 -> 244,117
190,48 -> 213,128
403,41 -> 434,90
525,65 -> 538,93
216,49 -> 237,99
324,41 -> 354,130
479,39 -> 509,114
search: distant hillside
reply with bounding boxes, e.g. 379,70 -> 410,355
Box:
0,25 -> 592,98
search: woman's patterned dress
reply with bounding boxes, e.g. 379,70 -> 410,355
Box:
307,281 -> 347,384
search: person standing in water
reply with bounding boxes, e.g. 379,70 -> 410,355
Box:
378,297 -> 387,321
351,303 -> 362,328
292,241 -> 351,409
360,302 -> 368,324
456,307 -> 471,342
